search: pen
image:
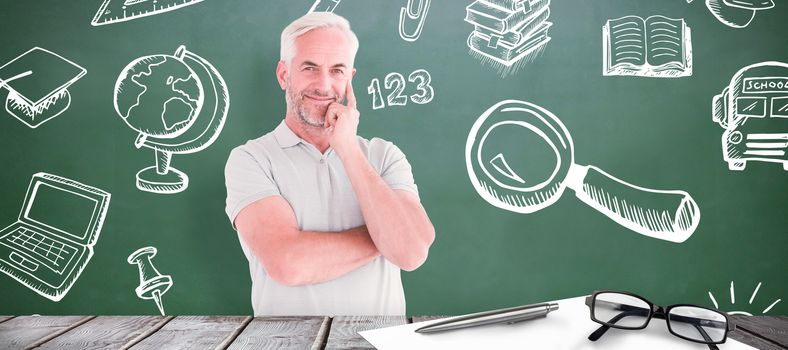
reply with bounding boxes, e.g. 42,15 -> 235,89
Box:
414,302 -> 559,334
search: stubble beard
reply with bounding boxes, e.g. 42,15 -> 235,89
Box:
286,79 -> 339,129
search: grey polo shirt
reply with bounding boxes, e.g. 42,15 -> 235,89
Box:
224,120 -> 419,316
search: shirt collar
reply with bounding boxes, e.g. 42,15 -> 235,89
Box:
273,120 -> 303,148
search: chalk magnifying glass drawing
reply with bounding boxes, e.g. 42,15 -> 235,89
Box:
466,100 -> 700,243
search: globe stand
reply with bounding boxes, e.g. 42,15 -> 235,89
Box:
136,149 -> 189,194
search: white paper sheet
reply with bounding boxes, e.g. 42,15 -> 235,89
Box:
360,296 -> 756,350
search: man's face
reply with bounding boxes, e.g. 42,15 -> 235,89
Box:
281,27 -> 355,128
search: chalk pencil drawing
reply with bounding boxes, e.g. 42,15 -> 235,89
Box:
0,47 -> 86,128
0,173 -> 110,301
712,61 -> 788,171
464,0 -> 552,77
708,281 -> 782,315
128,246 -> 173,315
466,100 -> 700,243
309,0 -> 342,13
706,0 -> 775,28
92,0 -> 205,26
399,0 -> 431,42
114,45 -> 229,194
603,15 -> 692,78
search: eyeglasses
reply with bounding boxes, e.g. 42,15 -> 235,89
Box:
585,290 -> 736,350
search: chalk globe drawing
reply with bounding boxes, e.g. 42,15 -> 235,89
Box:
114,45 -> 229,194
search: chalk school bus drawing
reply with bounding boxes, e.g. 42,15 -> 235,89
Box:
712,61 -> 788,171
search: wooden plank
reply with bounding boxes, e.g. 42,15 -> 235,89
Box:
728,315 -> 788,350
35,316 -> 172,350
227,316 -> 328,350
0,315 -> 93,350
129,316 -> 251,350
325,316 -> 407,350
412,315 -> 449,323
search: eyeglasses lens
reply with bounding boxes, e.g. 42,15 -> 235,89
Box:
593,293 -> 651,329
668,306 -> 727,343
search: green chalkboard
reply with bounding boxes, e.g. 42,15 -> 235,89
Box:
0,0 -> 786,317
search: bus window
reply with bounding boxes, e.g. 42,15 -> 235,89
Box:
736,97 -> 766,118
771,96 -> 788,118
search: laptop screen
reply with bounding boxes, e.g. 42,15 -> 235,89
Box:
24,182 -> 99,241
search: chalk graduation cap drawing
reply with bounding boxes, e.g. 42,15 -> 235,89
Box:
0,47 -> 86,129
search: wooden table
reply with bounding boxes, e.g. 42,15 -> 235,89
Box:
0,314 -> 785,349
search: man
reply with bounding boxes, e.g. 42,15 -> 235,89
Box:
224,12 -> 435,316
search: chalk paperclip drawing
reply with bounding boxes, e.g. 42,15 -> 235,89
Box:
603,15 -> 692,78
309,0 -> 342,13
466,100 -> 701,243
0,47 -> 86,128
712,61 -> 788,171
399,0 -> 431,42
128,246 -> 173,315
0,173 -> 110,301
708,281 -> 782,315
114,45 -> 229,194
91,0 -> 205,26
706,0 -> 775,28
464,0 -> 552,77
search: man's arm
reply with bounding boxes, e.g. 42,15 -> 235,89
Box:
234,195 -> 380,286
326,78 -> 435,271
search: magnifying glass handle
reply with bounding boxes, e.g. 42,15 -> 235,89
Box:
565,164 -> 700,243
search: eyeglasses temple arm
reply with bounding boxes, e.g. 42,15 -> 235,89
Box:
588,308 -> 650,341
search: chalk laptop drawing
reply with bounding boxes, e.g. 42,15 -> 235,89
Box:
0,173 -> 110,301
603,15 -> 692,78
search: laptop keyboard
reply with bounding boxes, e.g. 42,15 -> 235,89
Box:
1,227 -> 77,267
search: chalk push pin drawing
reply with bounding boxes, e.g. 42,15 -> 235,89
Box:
466,100 -> 701,243
128,246 -> 173,315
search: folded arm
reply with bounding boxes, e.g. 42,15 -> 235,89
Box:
337,145 -> 436,271
234,195 -> 380,286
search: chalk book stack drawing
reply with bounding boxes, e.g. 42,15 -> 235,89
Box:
603,15 -> 692,78
0,173 -> 110,301
465,0 -> 552,67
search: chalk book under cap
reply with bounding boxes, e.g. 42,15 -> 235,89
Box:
0,47 -> 86,128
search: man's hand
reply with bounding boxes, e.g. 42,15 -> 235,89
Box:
325,78 -> 360,154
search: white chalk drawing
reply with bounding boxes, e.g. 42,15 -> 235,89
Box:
367,69 -> 434,110
0,47 -> 86,128
114,45 -> 229,194
309,0 -> 341,13
706,0 -> 775,28
128,246 -> 173,315
464,0 -> 552,77
708,281 -> 782,315
399,0 -> 431,42
712,61 -> 788,171
0,173 -> 110,301
91,0 -> 204,26
603,15 -> 692,78
466,100 -> 701,243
